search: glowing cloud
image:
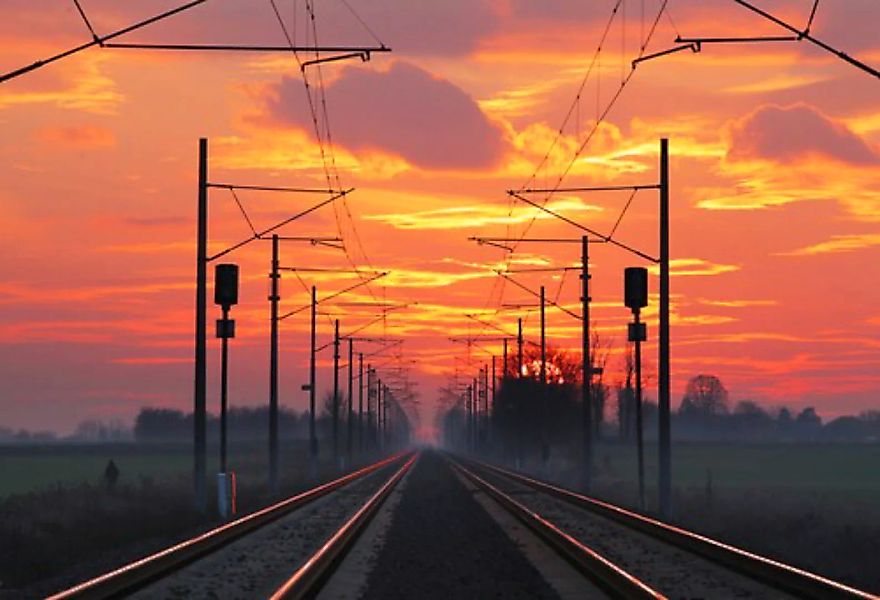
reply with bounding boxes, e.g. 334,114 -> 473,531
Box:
783,233 -> 880,256
264,61 -> 508,170
727,103 -> 879,165
366,197 -> 600,230
650,259 -> 740,277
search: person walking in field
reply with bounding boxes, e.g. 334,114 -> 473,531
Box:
103,459 -> 119,488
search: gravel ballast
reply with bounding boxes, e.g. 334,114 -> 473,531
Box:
475,465 -> 797,600
129,463 -> 399,599
360,451 -> 560,599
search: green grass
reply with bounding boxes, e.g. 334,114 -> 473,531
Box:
595,441 -> 880,491
0,446 -> 190,497
0,439 -> 349,498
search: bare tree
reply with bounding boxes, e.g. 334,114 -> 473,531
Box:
680,374 -> 729,418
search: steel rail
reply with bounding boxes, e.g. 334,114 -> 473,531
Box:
463,457 -> 877,600
448,456 -> 665,600
270,452 -> 419,599
47,452 -> 409,600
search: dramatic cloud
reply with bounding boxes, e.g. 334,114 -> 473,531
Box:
366,197 -> 600,230
266,61 -> 508,170
783,233 -> 880,256
651,258 -> 740,277
727,104 -> 879,165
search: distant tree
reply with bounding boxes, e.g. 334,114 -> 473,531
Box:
734,400 -> 765,416
679,374 -> 729,418
73,419 -> 130,442
795,407 -> 822,428
777,406 -> 793,425
134,408 -> 189,441
731,400 -> 774,438
823,416 -> 867,440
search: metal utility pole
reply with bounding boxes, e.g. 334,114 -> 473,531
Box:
268,234 -> 280,496
625,266 -> 649,511
214,263 -> 238,519
635,309 -> 645,510
502,339 -> 508,378
367,366 -> 374,448
659,138 -> 671,516
377,378 -> 383,450
383,383 -> 389,449
333,319 -> 340,467
540,285 -> 548,465
517,317 -> 524,377
491,355 -> 496,444
219,305 -> 230,474
383,386 -> 390,448
194,138 -> 208,511
483,364 -> 489,445
347,338 -> 354,465
466,383 -> 473,452
581,235 -> 593,491
309,286 -> 317,475
358,352 -> 364,454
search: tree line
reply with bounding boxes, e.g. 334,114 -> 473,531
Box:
440,343 -> 880,449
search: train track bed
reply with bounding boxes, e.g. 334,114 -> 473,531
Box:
455,456 -> 876,600
49,454 -> 411,600
357,450 -> 562,600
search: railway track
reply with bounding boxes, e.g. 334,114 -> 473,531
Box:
450,454 -> 877,600
47,452 -> 416,600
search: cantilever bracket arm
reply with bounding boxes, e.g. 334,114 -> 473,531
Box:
732,0 -> 878,79
301,51 -> 373,70
449,338 -> 496,359
462,314 -> 539,347
315,314 -> 390,352
278,271 -> 389,321
363,339 -> 404,360
675,35 -> 796,44
207,183 -> 342,194
632,43 -> 700,68
469,237 -> 514,252
206,188 -> 353,262
508,191 -> 658,263
0,0 -> 208,84
495,271 -> 582,321
665,0 -> 879,80
102,43 -> 390,56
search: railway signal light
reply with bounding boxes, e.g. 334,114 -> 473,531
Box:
624,267 -> 648,313
624,266 -> 648,509
214,263 -> 239,309
214,263 -> 239,519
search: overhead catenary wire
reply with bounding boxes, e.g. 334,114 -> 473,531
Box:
72,0 -> 100,42
670,0 -> 878,79
469,1 -> 671,350
267,1 -> 387,308
500,0 -> 670,265
0,0 -> 209,84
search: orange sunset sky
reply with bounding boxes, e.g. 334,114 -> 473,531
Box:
0,0 -> 878,436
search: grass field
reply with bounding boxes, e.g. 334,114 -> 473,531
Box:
596,440 -> 880,496
4,440 -> 879,499
1,441 -> 878,593
0,439 -> 349,498
0,439 -> 382,595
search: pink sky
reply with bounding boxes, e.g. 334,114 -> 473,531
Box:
0,0 -> 878,436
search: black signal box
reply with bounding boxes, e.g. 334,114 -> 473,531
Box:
624,267 -> 648,312
214,264 -> 239,308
